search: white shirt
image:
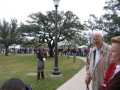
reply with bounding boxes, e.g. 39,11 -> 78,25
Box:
114,65 -> 120,74
95,48 -> 100,68
111,65 -> 120,79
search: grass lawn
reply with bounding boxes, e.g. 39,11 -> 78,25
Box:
0,54 -> 85,90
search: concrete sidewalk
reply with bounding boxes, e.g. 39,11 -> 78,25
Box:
57,57 -> 91,90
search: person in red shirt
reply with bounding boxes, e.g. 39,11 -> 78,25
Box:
100,63 -> 116,90
100,36 -> 120,90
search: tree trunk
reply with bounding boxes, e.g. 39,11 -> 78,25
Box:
5,46 -> 9,56
48,46 -> 54,57
73,54 -> 76,63
48,41 -> 55,57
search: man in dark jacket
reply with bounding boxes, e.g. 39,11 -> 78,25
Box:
36,48 -> 45,80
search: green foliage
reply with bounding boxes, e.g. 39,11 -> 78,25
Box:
0,19 -> 21,55
84,9 -> 120,43
18,10 -> 84,46
18,10 -> 84,57
103,0 -> 120,43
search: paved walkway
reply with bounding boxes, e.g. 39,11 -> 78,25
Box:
57,57 -> 92,90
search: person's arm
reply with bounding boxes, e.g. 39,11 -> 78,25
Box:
86,56 -> 90,71
85,71 -> 92,86
86,48 -> 92,72
85,48 -> 92,86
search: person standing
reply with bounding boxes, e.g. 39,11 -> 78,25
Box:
85,32 -> 110,90
36,48 -> 45,80
106,36 -> 120,90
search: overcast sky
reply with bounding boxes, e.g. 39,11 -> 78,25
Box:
0,0 -> 106,24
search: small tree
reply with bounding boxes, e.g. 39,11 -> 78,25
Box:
0,19 -> 21,56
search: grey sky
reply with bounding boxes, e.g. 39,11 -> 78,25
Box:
0,0 -> 105,24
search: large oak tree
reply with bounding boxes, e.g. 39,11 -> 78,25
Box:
19,11 -> 84,57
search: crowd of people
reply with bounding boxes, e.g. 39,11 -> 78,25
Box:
0,48 -> 33,54
62,47 -> 89,57
0,46 -> 89,57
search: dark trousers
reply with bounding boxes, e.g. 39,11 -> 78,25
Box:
37,71 -> 44,80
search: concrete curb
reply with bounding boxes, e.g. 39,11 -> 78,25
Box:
56,57 -> 92,90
